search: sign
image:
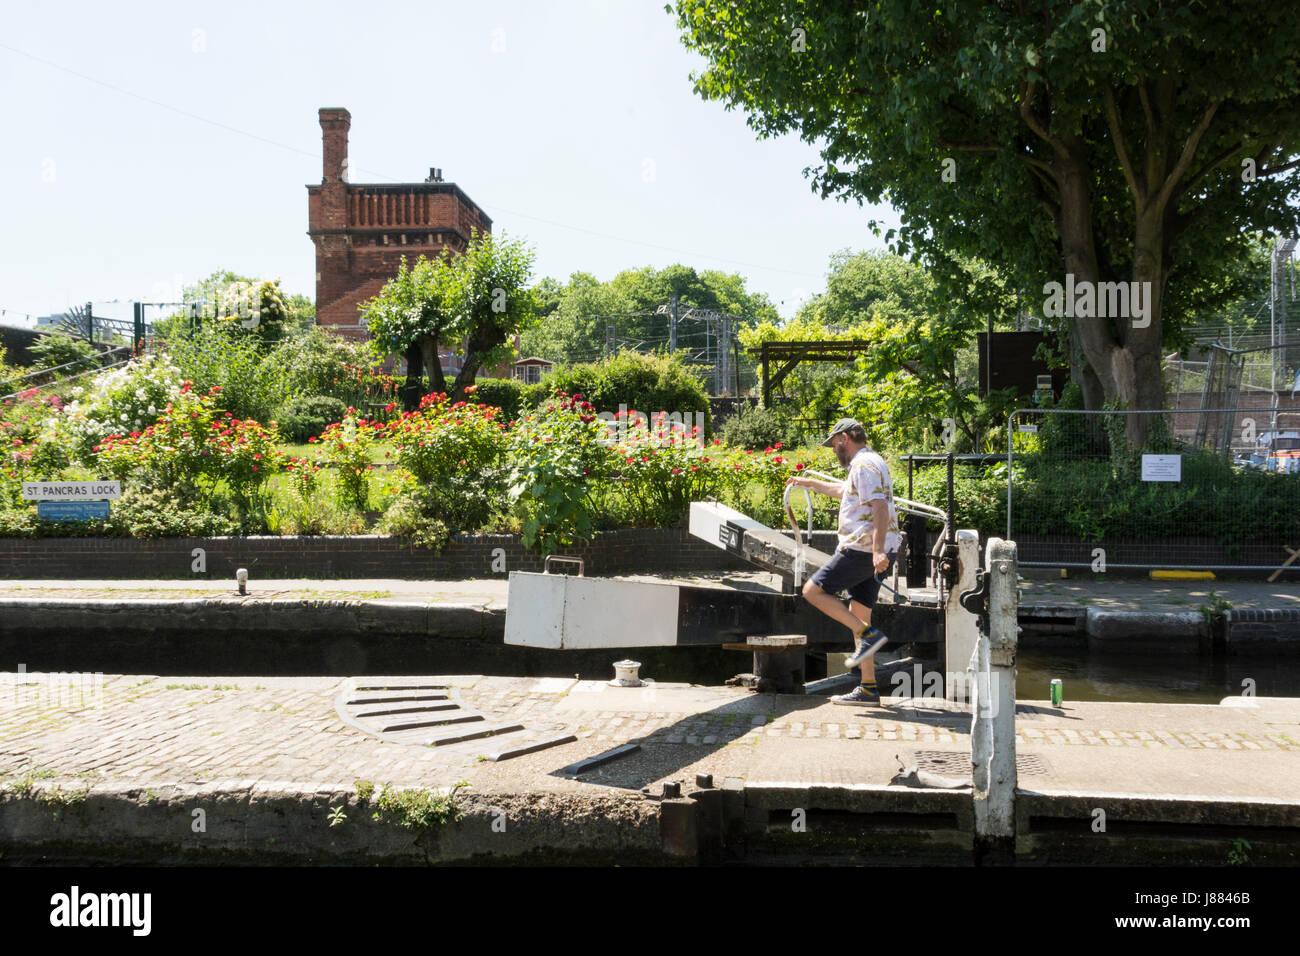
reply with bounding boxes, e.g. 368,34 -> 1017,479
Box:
1018,424 -> 1038,433
1141,454 -> 1182,482
21,481 -> 121,501
37,500 -> 111,522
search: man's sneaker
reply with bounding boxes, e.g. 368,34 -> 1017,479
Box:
832,685 -> 880,707
845,627 -> 888,667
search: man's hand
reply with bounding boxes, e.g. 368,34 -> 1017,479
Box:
873,551 -> 890,575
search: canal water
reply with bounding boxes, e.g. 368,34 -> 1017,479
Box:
1014,648 -> 1300,704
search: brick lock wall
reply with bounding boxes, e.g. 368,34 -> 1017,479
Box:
0,529 -> 757,581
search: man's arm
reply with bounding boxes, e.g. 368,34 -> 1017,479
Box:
870,498 -> 890,573
785,475 -> 844,498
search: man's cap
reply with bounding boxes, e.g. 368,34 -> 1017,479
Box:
821,418 -> 862,447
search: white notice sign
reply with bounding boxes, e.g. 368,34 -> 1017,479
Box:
21,481 -> 122,501
1141,455 -> 1181,482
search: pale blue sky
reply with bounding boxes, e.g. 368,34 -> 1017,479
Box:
0,0 -> 896,325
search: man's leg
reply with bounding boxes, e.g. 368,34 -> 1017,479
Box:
849,599 -> 876,682
801,578 -> 868,634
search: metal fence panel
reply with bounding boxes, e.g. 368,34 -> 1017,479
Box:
1007,407 -> 1300,571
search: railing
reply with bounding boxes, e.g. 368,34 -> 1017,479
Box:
1,345 -> 134,403
1007,407 -> 1300,571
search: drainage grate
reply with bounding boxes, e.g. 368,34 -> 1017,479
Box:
913,750 -> 1051,777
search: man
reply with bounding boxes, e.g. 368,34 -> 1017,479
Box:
785,418 -> 902,706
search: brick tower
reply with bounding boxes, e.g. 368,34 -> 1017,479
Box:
307,108 -> 492,341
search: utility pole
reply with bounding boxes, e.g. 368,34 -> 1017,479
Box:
670,296 -> 678,352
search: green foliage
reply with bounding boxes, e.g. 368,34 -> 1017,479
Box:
505,392 -> 611,553
375,489 -> 452,550
29,333 -> 98,375
272,326 -> 379,405
542,350 -> 712,439
96,385 -> 283,521
360,253 -> 459,363
671,0 -> 1300,411
719,403 -> 798,451
47,354 -> 184,463
362,231 -> 538,398
382,389 -> 509,533
370,781 -> 468,832
277,395 -> 348,444
106,486 -> 240,537
313,412 -> 382,512
521,264 -> 780,365
468,378 -> 544,422
162,323 -> 287,423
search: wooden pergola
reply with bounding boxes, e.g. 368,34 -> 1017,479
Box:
746,340 -> 876,406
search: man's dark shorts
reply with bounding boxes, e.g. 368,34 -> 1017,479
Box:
808,548 -> 898,608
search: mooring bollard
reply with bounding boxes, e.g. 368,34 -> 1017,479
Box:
236,568 -> 248,596
971,537 -> 1018,862
945,530 -> 980,700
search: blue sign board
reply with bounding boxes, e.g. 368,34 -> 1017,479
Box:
37,500 -> 111,522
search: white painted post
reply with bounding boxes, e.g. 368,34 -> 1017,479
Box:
945,530 -> 980,701
973,537 -> 1018,854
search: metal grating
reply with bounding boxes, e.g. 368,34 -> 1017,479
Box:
913,750 -> 1050,777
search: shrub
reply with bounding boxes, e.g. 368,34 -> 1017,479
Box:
29,333 -> 99,375
162,323 -> 287,423
542,350 -> 712,439
505,391 -> 611,553
107,486 -> 240,538
612,414 -> 733,526
278,395 -> 348,443
719,403 -> 797,451
314,410 -> 383,512
383,388 -> 508,532
95,385 -> 283,518
49,354 -> 184,463
469,377 -> 544,421
272,326 -> 383,406
376,489 -> 452,550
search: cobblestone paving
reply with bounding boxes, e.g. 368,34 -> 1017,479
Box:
0,675 -> 1296,796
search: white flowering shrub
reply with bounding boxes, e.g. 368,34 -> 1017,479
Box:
47,354 -> 184,463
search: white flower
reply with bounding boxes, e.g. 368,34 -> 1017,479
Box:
148,405 -> 156,415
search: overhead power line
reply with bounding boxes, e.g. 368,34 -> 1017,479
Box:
0,41 -> 827,282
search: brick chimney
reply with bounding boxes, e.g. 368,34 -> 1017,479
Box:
319,107 -> 351,184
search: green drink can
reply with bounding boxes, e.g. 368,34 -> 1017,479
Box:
1050,679 -> 1063,707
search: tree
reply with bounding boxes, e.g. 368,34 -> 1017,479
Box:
360,230 -> 538,402
672,1 -> 1300,443
154,271 -> 311,343
520,264 -> 781,364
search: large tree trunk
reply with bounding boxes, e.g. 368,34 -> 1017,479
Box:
402,343 -> 422,412
419,337 -> 447,400
1053,145 -> 1166,446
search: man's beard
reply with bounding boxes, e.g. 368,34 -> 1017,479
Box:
835,443 -> 853,467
